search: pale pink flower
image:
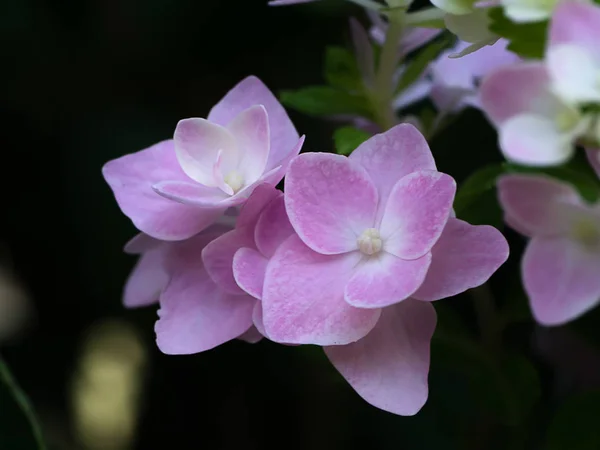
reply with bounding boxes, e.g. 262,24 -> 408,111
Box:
103,76 -> 303,241
249,124 -> 508,415
498,174 -> 600,325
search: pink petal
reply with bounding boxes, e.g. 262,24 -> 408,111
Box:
123,245 -> 168,308
344,252 -> 432,308
284,153 -> 378,255
252,136 -> 306,189
550,1 -> 600,60
586,147 -> 600,178
152,180 -> 231,207
325,299 -> 436,416
226,105 -> 270,183
262,235 -> 380,345
254,195 -> 295,258
123,233 -> 162,255
350,124 -> 436,217
400,28 -> 442,55
237,326 -> 264,344
252,302 -> 267,337
155,234 -> 256,355
102,140 -> 224,240
202,229 -> 255,295
173,118 -> 239,185
207,76 -> 299,171
236,183 -> 282,230
233,247 -> 268,300
523,236 -> 600,326
497,174 -> 582,236
480,62 -> 551,126
380,171 -> 456,260
499,114 -> 575,166
413,218 -> 509,301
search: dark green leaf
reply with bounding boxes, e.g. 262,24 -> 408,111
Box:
547,390 -> 600,450
454,164 -> 505,215
333,126 -> 370,155
0,356 -> 46,449
280,86 -> 371,118
395,34 -> 452,97
488,7 -> 548,59
324,46 -> 363,92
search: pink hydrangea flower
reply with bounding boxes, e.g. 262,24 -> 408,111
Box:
429,39 -> 519,112
247,124 -> 508,414
480,1 -> 600,166
498,174 -> 600,325
102,76 -> 304,241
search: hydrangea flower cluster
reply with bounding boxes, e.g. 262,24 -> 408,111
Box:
103,76 -> 509,415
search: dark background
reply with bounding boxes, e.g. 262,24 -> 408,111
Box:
3,0 -> 600,449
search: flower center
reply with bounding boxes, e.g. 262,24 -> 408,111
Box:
224,170 -> 244,194
571,218 -> 600,249
357,228 -> 382,256
555,108 -> 580,133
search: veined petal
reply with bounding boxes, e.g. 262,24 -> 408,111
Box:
381,171 -> 456,260
262,235 -> 380,345
254,195 -> 295,258
123,246 -> 168,308
344,252 -> 432,308
233,247 -> 269,300
325,300 -> 436,416
284,153 -> 378,255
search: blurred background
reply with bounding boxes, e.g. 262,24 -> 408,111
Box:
3,0 -> 600,449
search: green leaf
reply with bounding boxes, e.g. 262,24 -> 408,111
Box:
395,35 -> 452,97
0,356 -> 46,449
504,156 -> 600,202
432,334 -> 540,426
333,126 -> 370,155
323,46 -> 363,92
547,390 -> 600,450
280,86 -> 371,118
454,164 -> 505,214
488,7 -> 548,59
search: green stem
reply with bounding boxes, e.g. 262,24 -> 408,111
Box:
0,355 -> 47,450
371,14 -> 404,130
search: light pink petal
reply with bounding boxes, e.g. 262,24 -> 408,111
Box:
262,235 -> 380,345
173,118 -> 239,185
123,233 -> 162,255
236,183 -> 282,229
400,28 -> 442,55
497,174 -> 582,236
344,252 -> 431,308
202,230 -> 255,295
523,236 -> 600,326
480,62 -> 551,126
237,326 -> 264,344
155,234 -> 256,355
254,195 -> 295,258
499,114 -> 575,166
325,299 -> 436,416
413,218 -> 509,301
233,247 -> 268,300
350,124 -> 436,216
284,153 -> 378,255
207,76 -> 299,171
254,136 -> 306,188
381,171 -> 456,260
586,147 -> 600,178
123,246 -> 168,308
549,1 -> 600,59
226,105 -> 270,183
102,140 -> 224,240
152,180 -> 231,207
252,302 -> 267,337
